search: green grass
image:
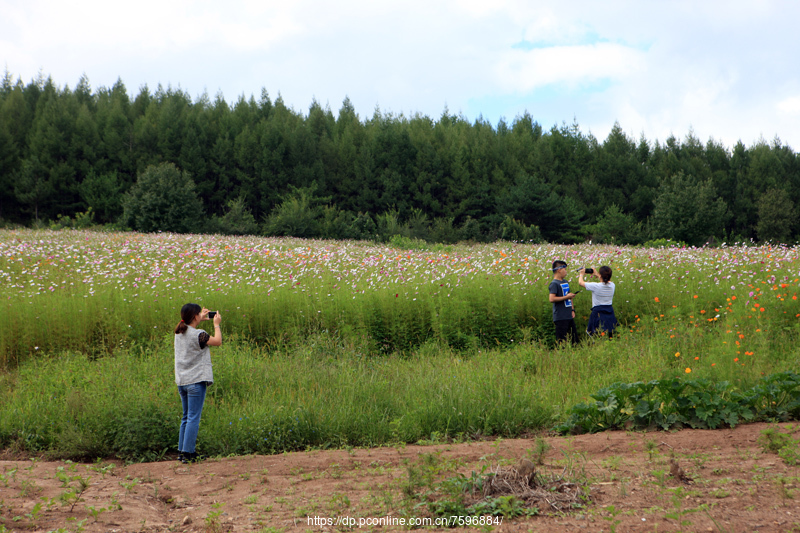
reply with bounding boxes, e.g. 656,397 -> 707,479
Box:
1,230 -> 800,460
2,326 -> 799,461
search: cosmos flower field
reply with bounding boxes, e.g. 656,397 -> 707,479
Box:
1,229 -> 799,458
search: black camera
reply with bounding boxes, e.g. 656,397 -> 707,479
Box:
578,268 -> 594,274
208,311 -> 217,319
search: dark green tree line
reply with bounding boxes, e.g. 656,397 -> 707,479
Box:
1,71 -> 799,244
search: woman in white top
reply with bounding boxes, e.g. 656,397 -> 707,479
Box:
174,303 -> 222,463
578,266 -> 618,338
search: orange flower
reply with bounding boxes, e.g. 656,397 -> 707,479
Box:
760,308 -> 765,312
732,296 -> 737,300
654,297 -> 659,302
693,295 -> 698,299
694,356 -> 699,360
734,358 -> 739,362
700,310 -> 706,314
685,368 -> 692,373
675,352 -> 681,357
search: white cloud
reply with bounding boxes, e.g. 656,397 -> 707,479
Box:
495,43 -> 646,91
1,0 -> 800,148
777,96 -> 800,114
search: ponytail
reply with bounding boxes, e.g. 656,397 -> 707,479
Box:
175,303 -> 201,334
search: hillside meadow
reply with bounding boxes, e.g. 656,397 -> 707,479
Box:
1,229 -> 799,460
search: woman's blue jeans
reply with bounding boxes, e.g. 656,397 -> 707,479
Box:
178,381 -> 207,453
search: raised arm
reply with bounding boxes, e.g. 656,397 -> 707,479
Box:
207,312 -> 223,347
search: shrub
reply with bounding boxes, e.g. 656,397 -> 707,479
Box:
499,215 -> 542,243
211,197 -> 259,235
121,162 -> 204,233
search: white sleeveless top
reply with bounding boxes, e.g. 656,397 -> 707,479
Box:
174,326 -> 214,386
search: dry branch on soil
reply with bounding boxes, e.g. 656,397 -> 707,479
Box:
471,460 -> 590,512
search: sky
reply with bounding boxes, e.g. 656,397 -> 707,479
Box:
2,0 -> 800,150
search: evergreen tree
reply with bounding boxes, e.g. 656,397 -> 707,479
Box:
79,170 -> 122,223
14,157 -> 54,221
651,172 -> 729,246
756,188 -> 796,243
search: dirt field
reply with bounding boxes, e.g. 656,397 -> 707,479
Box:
1,422 -> 799,532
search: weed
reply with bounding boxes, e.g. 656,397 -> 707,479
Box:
651,469 -> 667,488
777,476 -> 796,503
528,437 -> 551,465
759,426 -> 797,453
119,478 -> 140,495
86,505 -> 108,522
109,491 -> 122,510
603,504 -> 623,533
602,455 -> 623,471
57,474 -> 91,512
0,468 -> 17,486
328,492 -> 351,510
664,487 -> 699,531
205,502 -> 225,533
65,517 -> 88,533
645,439 -> 659,461
688,452 -> 708,469
86,461 -> 115,478
19,477 -> 40,497
24,501 -> 43,522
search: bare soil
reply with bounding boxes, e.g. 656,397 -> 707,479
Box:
2,422 -> 800,532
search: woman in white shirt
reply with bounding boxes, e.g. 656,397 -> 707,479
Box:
174,303 -> 222,463
578,266 -> 618,338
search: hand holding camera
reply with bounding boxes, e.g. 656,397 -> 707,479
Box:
201,309 -> 221,325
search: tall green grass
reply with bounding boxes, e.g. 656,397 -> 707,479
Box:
1,322 -> 798,461
2,230 -> 800,460
3,230 -> 799,367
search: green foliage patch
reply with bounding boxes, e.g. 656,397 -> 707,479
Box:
556,372 -> 800,434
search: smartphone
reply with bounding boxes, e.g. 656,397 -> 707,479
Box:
573,290 -> 582,295
208,311 -> 217,319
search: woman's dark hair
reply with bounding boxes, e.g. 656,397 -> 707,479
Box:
175,303 -> 202,334
599,265 -> 612,284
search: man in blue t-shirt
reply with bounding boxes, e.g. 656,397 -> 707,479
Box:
548,260 -> 579,344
